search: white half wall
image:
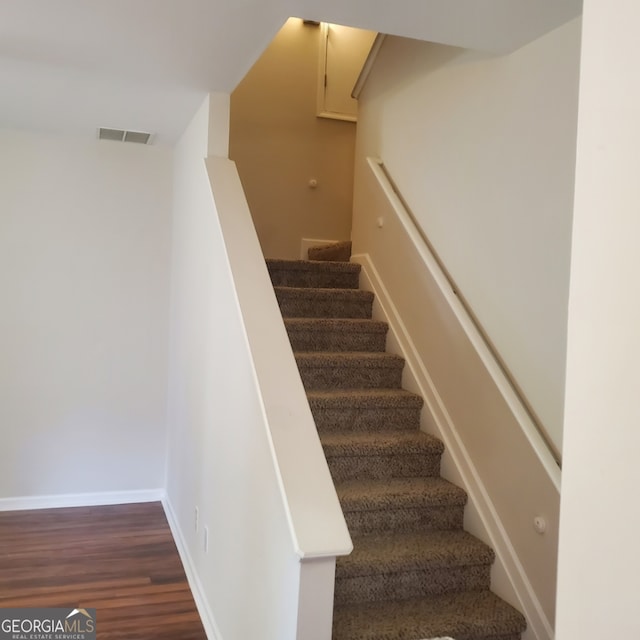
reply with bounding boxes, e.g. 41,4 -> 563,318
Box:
556,2 -> 640,638
353,18 -> 581,453
165,95 -> 305,639
0,128 -> 172,499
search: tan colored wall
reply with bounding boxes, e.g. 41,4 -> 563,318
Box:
230,18 -> 356,259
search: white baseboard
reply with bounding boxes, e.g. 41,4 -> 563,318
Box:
162,497 -> 222,640
352,252 -> 553,640
0,489 -> 164,512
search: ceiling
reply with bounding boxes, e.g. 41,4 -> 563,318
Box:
0,0 -> 581,145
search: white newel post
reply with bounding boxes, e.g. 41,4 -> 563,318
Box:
296,557 -> 337,640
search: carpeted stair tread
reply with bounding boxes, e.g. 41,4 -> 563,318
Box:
332,590 -> 527,640
274,286 -> 372,300
308,389 -> 424,433
321,431 -> 444,457
337,530 -> 494,578
337,477 -> 468,535
322,431 -> 444,480
296,352 -> 405,390
339,490 -> 465,536
337,477 -> 468,513
334,530 -> 494,604
275,286 -> 374,318
308,240 -> 352,262
285,318 -> 388,332
284,318 -> 388,352
295,351 -> 405,369
307,388 -> 423,409
267,258 -> 359,274
267,258 -> 360,289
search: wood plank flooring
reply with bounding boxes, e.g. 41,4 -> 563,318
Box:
0,502 -> 207,639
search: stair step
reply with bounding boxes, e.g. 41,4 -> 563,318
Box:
337,477 -> 467,535
332,590 -> 527,640
335,529 -> 494,604
307,389 -> 423,432
274,286 -> 373,319
266,258 -> 360,289
296,352 -> 404,390
322,431 -> 443,481
307,240 -> 352,262
284,318 -> 388,352
265,256 -> 526,639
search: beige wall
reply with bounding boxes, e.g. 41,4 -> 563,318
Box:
230,18 -> 356,259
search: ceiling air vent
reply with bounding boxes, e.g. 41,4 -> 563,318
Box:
98,128 -> 153,144
124,130 -> 152,144
99,127 -> 125,141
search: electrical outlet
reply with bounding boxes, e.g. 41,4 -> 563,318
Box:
203,526 -> 209,553
195,506 -> 199,533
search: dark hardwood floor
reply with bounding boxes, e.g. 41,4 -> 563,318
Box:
0,502 -> 207,639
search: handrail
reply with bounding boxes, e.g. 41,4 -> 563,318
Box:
368,156 -> 562,471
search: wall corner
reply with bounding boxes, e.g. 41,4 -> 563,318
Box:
208,92 -> 231,158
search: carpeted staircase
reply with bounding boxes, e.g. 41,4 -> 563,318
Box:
266,251 -> 527,640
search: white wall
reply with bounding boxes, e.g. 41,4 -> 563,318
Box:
353,18 -> 581,453
352,160 -> 561,638
556,2 -> 640,637
165,95 -> 304,639
0,128 -> 172,501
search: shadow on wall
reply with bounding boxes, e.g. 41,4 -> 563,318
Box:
229,17 -> 373,260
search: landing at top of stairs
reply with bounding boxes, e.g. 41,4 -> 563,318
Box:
308,240 -> 353,262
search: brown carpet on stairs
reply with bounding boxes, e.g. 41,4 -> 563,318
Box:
308,240 -> 353,262
266,248 -> 526,640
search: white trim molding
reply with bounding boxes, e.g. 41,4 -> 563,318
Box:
352,33 -> 386,100
0,489 -> 164,512
162,497 -> 222,640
